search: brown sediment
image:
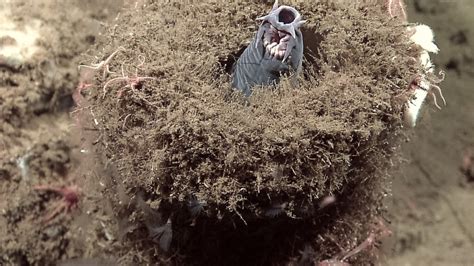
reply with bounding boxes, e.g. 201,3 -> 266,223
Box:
2,0 -> 473,265
0,1 -> 123,265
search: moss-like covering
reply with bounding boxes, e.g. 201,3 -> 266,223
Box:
77,0 -> 420,264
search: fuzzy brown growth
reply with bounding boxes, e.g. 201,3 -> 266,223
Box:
78,0 -> 420,264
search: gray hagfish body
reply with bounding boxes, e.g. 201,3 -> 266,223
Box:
232,0 -> 305,96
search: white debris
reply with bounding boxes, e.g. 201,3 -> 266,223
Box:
404,24 -> 444,128
409,24 -> 439,54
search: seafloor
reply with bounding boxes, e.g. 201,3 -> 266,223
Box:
1,0 -> 473,265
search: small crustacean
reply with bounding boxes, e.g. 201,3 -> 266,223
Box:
232,0 -> 305,96
34,184 -> 80,223
317,218 -> 392,266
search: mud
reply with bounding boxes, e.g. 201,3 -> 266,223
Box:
1,0 -> 125,265
385,0 -> 474,265
0,0 -> 472,265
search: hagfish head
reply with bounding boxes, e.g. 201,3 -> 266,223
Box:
255,0 -> 305,63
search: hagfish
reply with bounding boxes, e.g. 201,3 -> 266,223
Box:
232,0 -> 305,96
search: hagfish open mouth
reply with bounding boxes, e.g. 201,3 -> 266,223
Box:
261,23 -> 292,61
256,4 -> 305,62
231,0 -> 305,96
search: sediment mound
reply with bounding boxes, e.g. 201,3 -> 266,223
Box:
77,0 -> 420,264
